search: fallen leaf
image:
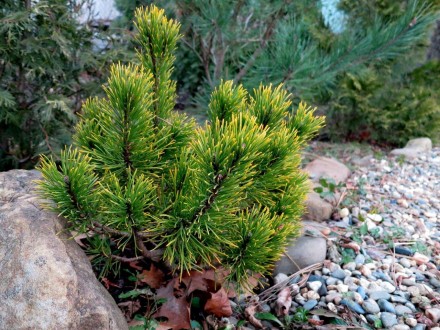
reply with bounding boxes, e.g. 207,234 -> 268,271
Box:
118,300 -> 141,321
71,231 -> 88,247
101,277 -> 121,290
340,242 -> 360,253
204,287 -> 232,317
129,261 -> 143,270
154,278 -> 191,330
181,268 -> 228,295
274,287 -> 291,316
244,303 -> 263,329
137,264 -> 165,289
308,318 -> 324,326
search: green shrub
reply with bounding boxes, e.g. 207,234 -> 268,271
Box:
326,60 -> 440,146
37,6 -> 324,287
112,0 -> 438,146
323,0 -> 440,146
0,0 -> 131,171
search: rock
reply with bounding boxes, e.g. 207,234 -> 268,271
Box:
380,281 -> 396,293
390,295 -> 408,304
306,290 -> 320,301
308,275 -> 327,296
339,207 -> 350,218
362,299 -> 380,314
341,299 -> 365,314
426,308 -> 440,323
366,314 -> 381,324
303,299 -> 318,311
274,273 -> 289,285
274,236 -> 327,275
304,191 -> 333,221
335,284 -> 349,293
369,291 -> 391,301
367,213 -> 383,222
430,277 -> 440,288
331,269 -> 347,280
413,325 -> 427,330
352,292 -> 364,304
407,286 -> 420,297
307,281 -> 322,293
395,305 -> 414,316
378,299 -> 396,313
353,155 -> 374,167
304,157 -> 351,184
325,292 -> 341,303
411,296 -> 431,308
357,287 -> 366,300
413,252 -> 430,265
0,170 -> 128,330
355,254 -> 365,266
327,302 -> 338,313
391,325 -> 410,330
405,318 -> 417,327
405,302 -> 417,313
381,312 -> 398,328
390,138 -> 432,159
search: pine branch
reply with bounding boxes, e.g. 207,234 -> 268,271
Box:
111,255 -> 145,262
134,231 -> 164,262
233,4 -> 285,84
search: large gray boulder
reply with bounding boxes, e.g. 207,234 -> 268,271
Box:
274,235 -> 327,275
390,138 -> 432,159
0,170 -> 128,330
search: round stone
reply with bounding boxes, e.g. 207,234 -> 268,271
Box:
362,299 -> 380,314
303,299 -> 318,311
369,291 -> 391,301
307,281 -> 322,292
378,299 -> 396,313
381,312 -> 398,328
395,304 -> 414,316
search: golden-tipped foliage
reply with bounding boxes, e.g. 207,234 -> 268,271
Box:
37,5 -> 324,287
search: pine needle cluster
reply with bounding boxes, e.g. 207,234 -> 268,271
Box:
37,5 -> 324,287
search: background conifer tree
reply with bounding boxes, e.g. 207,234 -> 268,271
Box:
0,0 -> 130,170
37,5 -> 324,287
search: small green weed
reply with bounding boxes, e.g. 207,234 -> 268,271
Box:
314,177 -> 346,201
292,307 -> 310,323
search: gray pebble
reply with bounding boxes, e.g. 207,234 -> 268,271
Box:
369,291 -> 391,301
362,299 -> 380,314
378,299 -> 396,313
430,277 -> 440,288
355,254 -> 365,265
390,295 -> 408,304
395,304 -> 414,316
331,269 -> 347,280
303,299 -> 318,311
341,299 -> 365,314
366,314 -> 380,324
404,302 -> 417,313
261,303 -> 271,313
381,312 -> 398,328
357,286 -> 366,300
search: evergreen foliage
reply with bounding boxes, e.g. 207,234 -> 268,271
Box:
37,6 -> 324,287
113,0 -> 438,145
326,1 -> 440,145
327,61 -> 440,145
0,0 -> 128,171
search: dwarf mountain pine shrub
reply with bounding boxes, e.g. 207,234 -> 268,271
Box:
37,6 -> 324,287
